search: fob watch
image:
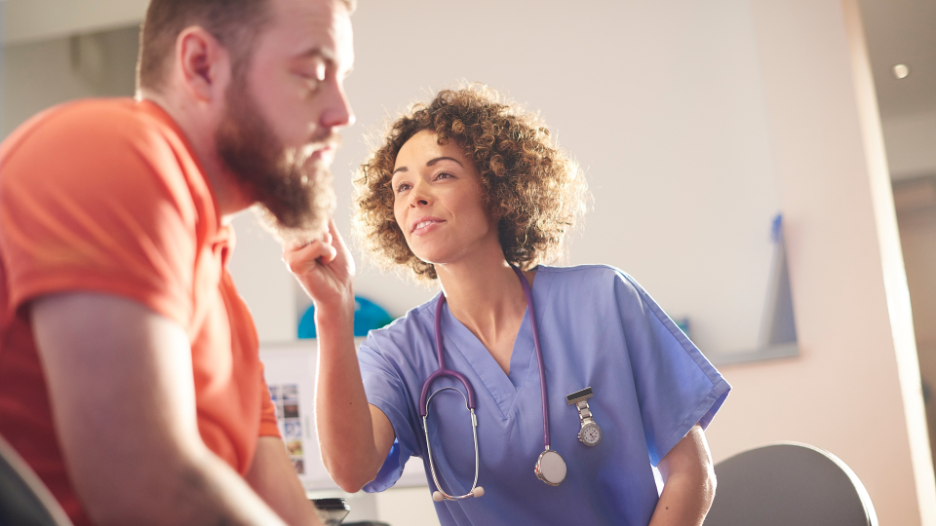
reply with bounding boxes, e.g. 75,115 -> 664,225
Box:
566,387 -> 602,446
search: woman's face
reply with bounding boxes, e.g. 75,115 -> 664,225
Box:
391,130 -> 499,268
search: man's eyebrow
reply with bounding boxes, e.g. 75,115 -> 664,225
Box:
296,46 -> 337,62
392,156 -> 462,176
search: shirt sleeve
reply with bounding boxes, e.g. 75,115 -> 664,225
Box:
0,103 -> 198,327
357,334 -> 422,493
614,271 -> 731,466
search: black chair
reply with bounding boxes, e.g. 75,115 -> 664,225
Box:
704,442 -> 877,526
0,434 -> 73,526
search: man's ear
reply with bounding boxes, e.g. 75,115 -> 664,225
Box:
175,26 -> 231,103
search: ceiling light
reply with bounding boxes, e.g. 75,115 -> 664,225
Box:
893,64 -> 910,79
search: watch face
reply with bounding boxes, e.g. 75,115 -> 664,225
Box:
579,423 -> 602,446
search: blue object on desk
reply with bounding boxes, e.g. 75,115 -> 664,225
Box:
298,296 -> 394,338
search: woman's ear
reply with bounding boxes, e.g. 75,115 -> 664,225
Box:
175,26 -> 231,103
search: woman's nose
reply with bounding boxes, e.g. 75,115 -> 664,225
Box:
409,182 -> 432,207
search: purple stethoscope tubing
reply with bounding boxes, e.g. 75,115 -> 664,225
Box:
515,266 -> 552,450
418,296 -> 477,416
418,265 -> 552,445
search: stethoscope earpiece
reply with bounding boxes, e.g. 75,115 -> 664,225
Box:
432,491 -> 444,502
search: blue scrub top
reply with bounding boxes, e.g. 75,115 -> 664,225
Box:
359,265 -> 730,526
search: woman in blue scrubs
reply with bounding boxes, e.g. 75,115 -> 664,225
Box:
287,86 -> 730,525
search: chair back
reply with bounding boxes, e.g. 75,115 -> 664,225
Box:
0,434 -> 73,526
704,442 -> 877,526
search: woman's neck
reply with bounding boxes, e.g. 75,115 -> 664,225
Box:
435,247 -> 536,373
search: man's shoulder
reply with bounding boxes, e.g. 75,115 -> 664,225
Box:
1,98 -> 208,208
1,98 -> 188,169
0,98 -> 214,237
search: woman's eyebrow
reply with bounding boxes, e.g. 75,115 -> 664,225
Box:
426,157 -> 463,167
392,156 -> 462,176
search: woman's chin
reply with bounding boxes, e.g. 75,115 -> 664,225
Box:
409,245 -> 451,267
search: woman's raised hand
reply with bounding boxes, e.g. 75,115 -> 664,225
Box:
282,218 -> 356,314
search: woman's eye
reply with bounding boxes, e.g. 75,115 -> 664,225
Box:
436,172 -> 453,180
395,183 -> 411,193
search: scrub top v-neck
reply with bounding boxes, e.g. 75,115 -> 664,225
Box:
358,265 -> 730,526
442,291 -> 538,418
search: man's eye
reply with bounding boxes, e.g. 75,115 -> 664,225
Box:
296,63 -> 326,89
299,72 -> 324,89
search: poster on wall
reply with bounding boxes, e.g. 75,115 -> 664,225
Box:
268,383 -> 305,475
260,343 -> 322,489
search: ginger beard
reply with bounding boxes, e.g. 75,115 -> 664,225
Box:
215,76 -> 337,247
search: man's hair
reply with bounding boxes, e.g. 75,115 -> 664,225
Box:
354,85 -> 589,281
137,0 -> 356,92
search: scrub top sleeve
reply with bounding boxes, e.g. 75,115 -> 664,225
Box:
614,272 -> 731,467
358,338 -> 421,493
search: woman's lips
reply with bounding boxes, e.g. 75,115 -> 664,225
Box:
411,218 -> 445,236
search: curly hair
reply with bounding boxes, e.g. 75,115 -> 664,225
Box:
354,85 -> 588,281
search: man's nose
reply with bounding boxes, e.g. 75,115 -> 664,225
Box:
321,81 -> 355,129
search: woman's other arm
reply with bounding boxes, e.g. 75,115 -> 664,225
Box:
283,220 -> 395,492
648,424 -> 717,526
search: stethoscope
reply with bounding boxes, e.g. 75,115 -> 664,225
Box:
419,266 -> 567,502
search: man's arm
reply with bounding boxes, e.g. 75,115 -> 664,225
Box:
245,436 -> 322,526
32,292 -> 288,526
648,424 -> 717,526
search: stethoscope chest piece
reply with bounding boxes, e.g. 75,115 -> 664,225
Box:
534,449 -> 567,486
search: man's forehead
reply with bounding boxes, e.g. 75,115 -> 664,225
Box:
264,0 -> 353,66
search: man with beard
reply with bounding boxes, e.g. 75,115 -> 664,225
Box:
0,0 -> 353,525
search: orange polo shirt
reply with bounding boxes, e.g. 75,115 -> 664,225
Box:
0,99 -> 280,526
